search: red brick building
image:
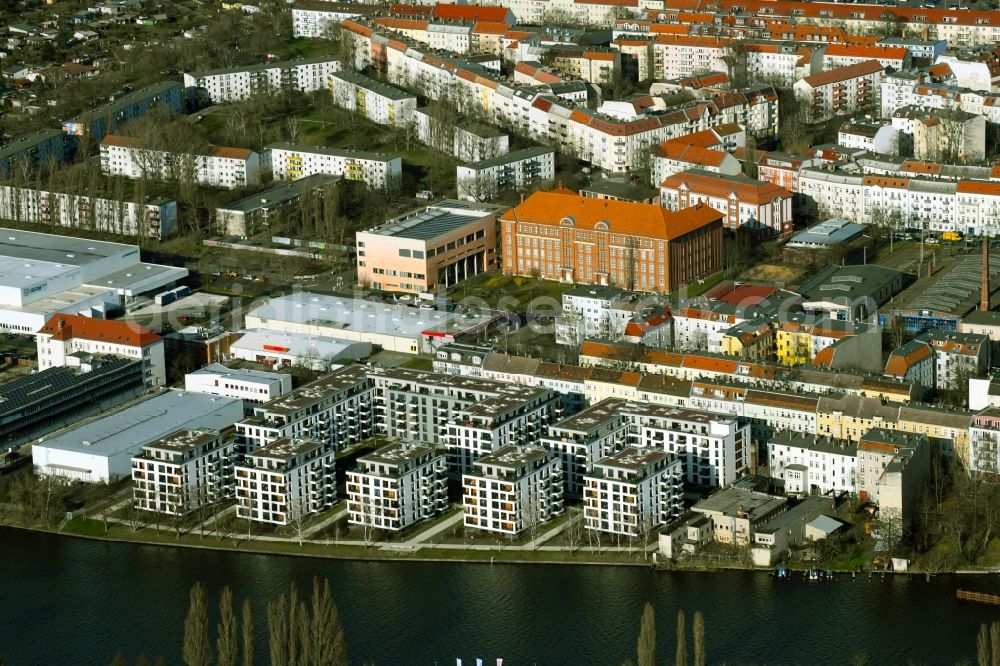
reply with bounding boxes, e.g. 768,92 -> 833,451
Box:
501,190 -> 723,293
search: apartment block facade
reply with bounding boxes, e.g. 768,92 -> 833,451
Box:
659,169 -> 793,234
234,438 -> 336,526
793,60 -> 884,123
541,398 -> 628,496
346,442 -> 448,531
330,71 -> 417,128
456,146 -> 555,202
268,143 -> 402,192
462,446 -> 564,536
100,135 -> 262,189
583,448 -> 684,537
183,56 -> 341,103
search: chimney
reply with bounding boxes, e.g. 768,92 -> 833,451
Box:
57,318 -> 65,331
982,238 -> 990,312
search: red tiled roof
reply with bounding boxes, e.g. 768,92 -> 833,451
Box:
503,190 -> 723,241
800,59 -> 884,87
431,3 -> 508,22
660,171 -> 791,205
38,314 -> 161,347
705,283 -> 777,306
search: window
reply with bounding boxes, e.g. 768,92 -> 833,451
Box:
413,250 -> 424,259
399,249 -> 411,257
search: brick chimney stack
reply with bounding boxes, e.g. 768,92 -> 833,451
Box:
982,238 -> 990,312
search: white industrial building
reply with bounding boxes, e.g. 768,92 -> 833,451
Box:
456,146 -> 555,202
583,448 -> 684,537
346,441 -> 448,532
267,143 -> 402,192
182,56 -> 341,103
184,363 -> 292,405
330,71 -> 417,128
462,445 -> 564,536
100,135 -> 263,189
243,293 -> 500,354
234,438 -> 337,525
0,229 -> 186,336
230,329 -> 372,370
32,390 -> 244,483
131,427 -> 238,516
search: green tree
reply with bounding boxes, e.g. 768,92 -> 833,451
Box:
183,583 -> 212,666
637,602 -> 656,666
217,587 -> 238,666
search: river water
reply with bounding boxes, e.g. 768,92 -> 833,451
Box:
2,527 -> 999,665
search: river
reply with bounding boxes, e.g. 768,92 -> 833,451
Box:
2,528 -> 998,665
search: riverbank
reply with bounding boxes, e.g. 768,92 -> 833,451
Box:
8,519 -> 999,576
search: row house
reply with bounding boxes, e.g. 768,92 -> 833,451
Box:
583,447 -> 683,537
70,81 -> 183,144
767,431 -> 858,495
346,442 -> 448,532
463,446 -> 564,536
823,44 -> 910,72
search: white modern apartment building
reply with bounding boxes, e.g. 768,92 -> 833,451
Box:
292,4 -> 370,38
183,56 -> 341,103
234,438 -> 336,526
0,184 -> 178,239
793,60 -> 884,123
184,363 -> 292,406
462,446 -> 564,536
236,365 -> 376,454
330,71 -> 417,128
583,447 -> 683,537
346,442 -> 448,532
541,398 -> 628,496
767,431 -> 858,496
621,404 -> 750,487
131,428 -> 238,516
444,385 -> 561,474
36,313 -> 166,387
267,143 -> 402,192
456,146 -> 555,202
100,135 -> 263,189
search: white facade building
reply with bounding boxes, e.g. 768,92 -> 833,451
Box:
541,398 -> 628,496
330,71 -> 417,128
183,56 -> 341,103
100,135 -> 262,189
457,146 -> 555,202
132,428 -> 238,516
462,445 -> 564,536
583,447 -> 683,537
267,143 -> 402,192
184,363 -> 292,405
234,438 -> 336,526
347,442 -> 448,532
36,313 -> 166,387
767,431 -> 858,495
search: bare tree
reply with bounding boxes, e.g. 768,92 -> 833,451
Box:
693,611 -> 705,666
241,598 -> 254,666
183,583 -> 211,666
217,586 -> 238,666
676,610 -> 687,666
637,602 -> 656,666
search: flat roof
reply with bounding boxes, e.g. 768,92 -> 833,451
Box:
596,446 -> 670,472
0,255 -> 75,292
190,55 -> 339,78
693,487 -> 787,520
248,436 -> 322,461
359,441 -> 436,467
756,496 -> 834,535
0,128 -> 64,160
247,293 -> 489,340
35,389 -> 243,457
3,283 -> 116,316
370,201 -> 503,240
141,428 -> 227,454
232,329 -> 366,359
549,397 -> 626,432
0,228 -> 135,267
787,218 -> 869,247
476,444 -> 549,468
84,262 -> 188,294
190,362 -> 287,384
579,178 -> 658,202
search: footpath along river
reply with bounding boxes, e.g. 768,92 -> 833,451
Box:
2,527 -> 999,665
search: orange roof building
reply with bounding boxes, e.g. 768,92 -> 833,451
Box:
659,169 -> 793,234
501,188 -> 723,293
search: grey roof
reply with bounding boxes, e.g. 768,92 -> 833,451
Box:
462,146 -> 554,171
796,264 -> 902,303
76,81 -> 181,122
756,496 -> 835,535
189,55 -> 339,79
371,201 -> 504,240
217,173 -> 340,214
0,227 -> 134,268
266,142 -> 400,163
693,487 -> 787,521
579,177 -> 658,202
0,356 -> 137,420
191,362 -> 287,384
332,70 -> 416,101
35,389 -> 243,457
806,514 -> 844,534
0,129 -> 64,161
769,430 -> 858,457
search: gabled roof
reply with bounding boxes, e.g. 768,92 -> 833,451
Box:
800,59 -> 884,88
660,169 -> 791,205
38,314 -> 161,347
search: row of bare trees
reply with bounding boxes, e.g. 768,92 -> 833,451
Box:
629,603 -> 706,666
